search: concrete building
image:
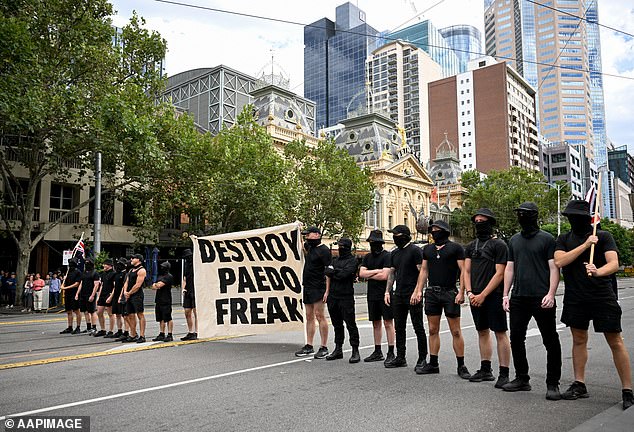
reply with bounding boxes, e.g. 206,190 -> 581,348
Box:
608,146 -> 634,191
439,25 -> 483,73
366,40 -> 443,164
428,57 -> 539,173
540,140 -> 584,200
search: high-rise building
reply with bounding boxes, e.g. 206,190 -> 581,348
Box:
304,2 -> 379,130
608,146 -> 634,191
428,57 -> 539,173
540,141 -> 584,199
386,20 -> 461,77
366,40 -> 443,163
439,25 -> 483,73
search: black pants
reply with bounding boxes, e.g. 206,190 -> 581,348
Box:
392,294 -> 427,360
509,296 -> 561,385
327,297 -> 359,347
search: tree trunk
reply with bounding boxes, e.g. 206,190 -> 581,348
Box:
14,235 -> 32,307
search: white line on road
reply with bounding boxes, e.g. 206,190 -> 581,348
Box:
0,325 -> 474,420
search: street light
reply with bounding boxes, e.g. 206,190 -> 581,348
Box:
531,181 -> 562,236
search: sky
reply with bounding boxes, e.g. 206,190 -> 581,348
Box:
110,0 -> 634,153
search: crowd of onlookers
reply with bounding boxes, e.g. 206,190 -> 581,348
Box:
0,270 -> 62,312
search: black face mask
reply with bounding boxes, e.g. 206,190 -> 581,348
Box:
474,221 -> 493,240
393,235 -> 411,249
518,212 -> 540,238
338,247 -> 352,257
304,238 -> 321,249
568,215 -> 592,236
85,263 -> 94,272
370,242 -> 384,255
431,230 -> 449,245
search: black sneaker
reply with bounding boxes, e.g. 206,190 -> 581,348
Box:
191,333 -> 198,340
163,335 -> 173,342
385,356 -> 408,368
364,350 -> 385,362
60,327 -> 72,334
458,365 -> 471,380
495,375 -> 510,389
122,336 -> 137,343
115,332 -> 129,341
181,333 -> 194,341
383,352 -> 396,366
136,336 -> 146,343
503,378 -> 532,392
623,389 -> 633,410
314,346 -> 329,359
416,361 -> 439,375
104,331 -> 115,338
294,344 -> 314,357
562,381 -> 589,400
152,333 -> 165,342
80,328 -> 88,334
94,330 -> 106,337
113,330 -> 123,338
71,327 -> 81,335
469,369 -> 495,382
546,384 -> 562,401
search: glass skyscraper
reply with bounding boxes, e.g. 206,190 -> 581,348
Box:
304,2 -> 379,130
439,25 -> 483,73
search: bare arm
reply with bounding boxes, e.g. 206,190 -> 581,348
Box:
358,266 -> 380,279
586,251 -> 619,277
127,269 -> 146,295
384,268 -> 396,306
151,281 -> 166,290
464,258 -> 472,294
502,261 -> 514,312
372,268 -> 390,281
553,235 -> 598,268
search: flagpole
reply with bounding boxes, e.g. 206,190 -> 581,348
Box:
588,172 -> 602,277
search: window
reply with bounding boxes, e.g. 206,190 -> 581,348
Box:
550,153 -> 567,163
552,166 -> 567,176
50,184 -> 75,210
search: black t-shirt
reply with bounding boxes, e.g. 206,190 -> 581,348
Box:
508,230 -> 556,297
555,230 -> 618,303
390,244 -> 424,297
327,255 -> 358,299
465,238 -> 508,294
155,273 -> 175,305
80,270 -> 100,298
302,244 -> 331,292
184,260 -> 195,294
361,250 -> 391,301
63,269 -> 82,291
422,241 -> 464,289
99,269 -> 116,300
127,265 -> 145,298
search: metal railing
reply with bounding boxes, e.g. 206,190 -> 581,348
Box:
48,210 -> 79,224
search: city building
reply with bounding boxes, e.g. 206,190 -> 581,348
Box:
428,57 -> 539,173
386,20 -> 461,77
428,133 -> 465,212
304,2 -> 379,129
608,145 -> 634,191
366,40 -> 443,163
540,140 -> 584,200
439,25 -> 483,73
606,174 -> 634,228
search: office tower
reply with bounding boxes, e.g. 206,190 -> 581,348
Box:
439,25 -> 484,73
304,2 -> 379,130
366,40 -> 443,163
540,141 -> 585,199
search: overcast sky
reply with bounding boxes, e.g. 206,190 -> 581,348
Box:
110,0 -> 634,153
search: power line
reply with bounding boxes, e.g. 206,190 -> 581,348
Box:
152,0 -> 634,82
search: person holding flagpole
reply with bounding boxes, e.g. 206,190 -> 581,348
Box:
60,236 -> 85,334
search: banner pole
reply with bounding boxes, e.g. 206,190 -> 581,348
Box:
588,172 -> 603,277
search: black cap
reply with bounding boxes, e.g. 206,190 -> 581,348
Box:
514,202 -> 539,213
471,208 -> 497,225
117,257 -> 128,266
337,237 -> 352,248
131,253 -> 144,261
562,199 -> 591,217
430,220 -> 451,233
301,226 -> 321,235
366,229 -> 385,243
160,261 -> 171,270
388,225 -> 411,236
182,249 -> 193,258
103,259 -> 114,266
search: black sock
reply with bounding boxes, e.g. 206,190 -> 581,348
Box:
87,323 -> 91,330
500,366 -> 510,377
374,345 -> 382,352
481,360 -> 492,371
124,331 -> 129,336
430,355 -> 439,366
75,326 -> 80,331
388,345 -> 394,354
158,332 -> 165,336
457,356 -> 465,367
168,333 -> 172,336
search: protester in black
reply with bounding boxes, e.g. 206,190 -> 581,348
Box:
152,261 -> 175,342
122,254 -> 147,343
502,202 -> 562,400
359,230 -> 395,364
323,238 -> 360,363
181,249 -> 198,341
554,199 -> 633,409
76,260 -> 100,335
95,259 -> 116,337
413,220 -> 469,378
464,208 -> 511,388
109,258 -> 128,339
295,227 -> 331,359
384,225 -> 428,371
60,259 -> 82,334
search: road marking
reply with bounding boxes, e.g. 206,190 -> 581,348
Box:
526,323 -> 566,338
0,325 -> 474,420
0,318 -> 68,326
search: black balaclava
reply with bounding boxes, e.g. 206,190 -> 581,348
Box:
518,211 -> 540,238
68,260 -> 77,270
338,246 -> 352,258
568,214 -> 592,236
431,229 -> 449,245
159,262 -> 170,275
393,234 -> 411,249
85,261 -> 94,272
370,242 -> 384,255
115,260 -> 125,272
304,238 -> 321,249
474,220 -> 494,241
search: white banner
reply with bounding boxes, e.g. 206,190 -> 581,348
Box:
191,223 -> 305,338
62,250 -> 73,266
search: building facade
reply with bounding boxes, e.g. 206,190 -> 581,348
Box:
366,40 -> 443,164
608,146 -> 634,192
439,25 -> 483,73
540,140 -> 584,199
428,57 -> 539,173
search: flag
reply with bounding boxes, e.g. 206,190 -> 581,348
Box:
408,201 -> 418,218
585,185 -> 600,224
70,233 -> 85,271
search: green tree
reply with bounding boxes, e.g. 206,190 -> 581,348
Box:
452,167 -> 570,240
0,1 -> 189,300
284,139 -> 375,239
598,218 -> 633,266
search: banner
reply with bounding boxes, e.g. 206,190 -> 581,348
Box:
191,223 -> 305,338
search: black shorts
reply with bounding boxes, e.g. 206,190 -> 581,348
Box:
562,299 -> 622,333
125,294 -> 144,314
79,297 -> 96,313
64,289 -> 79,311
367,299 -> 394,321
303,288 -> 325,305
470,291 -> 508,332
117,300 -> 128,316
97,294 -> 112,308
155,303 -> 173,322
111,300 -> 122,315
183,290 -> 196,309
424,287 -> 461,318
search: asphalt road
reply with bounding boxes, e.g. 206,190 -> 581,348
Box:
1,282 -> 633,432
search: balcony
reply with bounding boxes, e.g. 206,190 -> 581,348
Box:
48,210 -> 80,224
2,207 -> 40,221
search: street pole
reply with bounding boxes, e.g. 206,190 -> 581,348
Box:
94,152 -> 102,254
556,183 -> 561,236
